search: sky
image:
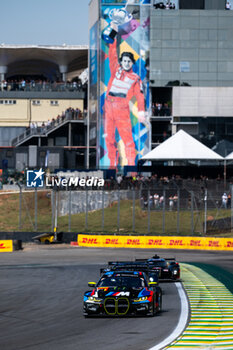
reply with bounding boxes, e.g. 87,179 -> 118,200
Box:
0,0 -> 89,46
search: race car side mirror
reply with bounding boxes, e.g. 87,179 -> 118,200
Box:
88,282 -> 96,288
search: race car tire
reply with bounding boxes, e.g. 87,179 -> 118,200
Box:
157,292 -> 162,313
147,297 -> 155,317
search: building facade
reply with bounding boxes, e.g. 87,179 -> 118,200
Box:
150,0 -> 233,155
89,0 -> 233,170
0,45 -> 88,174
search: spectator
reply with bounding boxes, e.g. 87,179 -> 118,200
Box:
154,193 -> 159,209
226,2 -> 231,9
227,193 -> 231,209
159,195 -> 164,208
173,194 -> 178,209
149,195 -> 154,209
117,174 -> 123,188
169,195 -> 174,211
222,192 -> 228,209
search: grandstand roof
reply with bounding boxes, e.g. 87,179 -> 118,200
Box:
142,130 -> 224,161
0,44 -> 88,79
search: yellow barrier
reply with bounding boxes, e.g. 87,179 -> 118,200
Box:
0,240 -> 13,252
78,234 -> 233,251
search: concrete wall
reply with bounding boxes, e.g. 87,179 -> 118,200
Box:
0,98 -> 83,127
150,9 -> 233,87
173,86 -> 233,117
0,232 -> 78,243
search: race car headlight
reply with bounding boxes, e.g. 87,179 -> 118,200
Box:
87,297 -> 102,302
133,296 -> 148,302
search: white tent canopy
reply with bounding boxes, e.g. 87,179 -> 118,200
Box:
225,151 -> 233,160
142,130 -> 223,161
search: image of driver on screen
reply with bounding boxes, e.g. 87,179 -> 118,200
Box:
104,33 -> 146,167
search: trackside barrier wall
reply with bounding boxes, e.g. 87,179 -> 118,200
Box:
78,234 -> 233,251
0,240 -> 13,252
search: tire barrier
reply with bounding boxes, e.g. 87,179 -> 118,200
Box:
13,240 -> 22,250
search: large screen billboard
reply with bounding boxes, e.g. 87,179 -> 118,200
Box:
98,0 -> 151,169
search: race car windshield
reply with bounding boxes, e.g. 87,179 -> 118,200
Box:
97,276 -> 145,288
149,261 -> 167,268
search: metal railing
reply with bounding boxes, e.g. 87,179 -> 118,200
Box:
1,81 -> 85,93
11,109 -> 86,146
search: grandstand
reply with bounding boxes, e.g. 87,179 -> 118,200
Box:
0,44 -> 89,171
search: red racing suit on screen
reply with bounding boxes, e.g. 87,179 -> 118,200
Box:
104,39 -> 145,167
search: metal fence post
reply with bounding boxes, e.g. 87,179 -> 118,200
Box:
147,189 -> 150,234
85,188 -> 88,231
204,188 -> 208,234
191,191 -> 194,234
34,188 -> 37,232
102,190 -> 105,231
51,190 -> 55,232
162,188 -> 165,234
117,189 -> 120,233
132,189 -> 135,232
177,188 -> 180,234
18,185 -> 22,230
68,190 -> 71,232
231,185 -> 233,232
54,191 -> 58,238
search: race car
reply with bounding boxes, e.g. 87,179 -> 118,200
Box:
136,254 -> 180,281
103,261 -> 160,285
83,270 -> 162,317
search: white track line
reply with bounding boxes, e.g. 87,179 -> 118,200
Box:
148,282 -> 189,350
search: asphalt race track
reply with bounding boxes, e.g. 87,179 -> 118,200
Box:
0,245 -> 233,350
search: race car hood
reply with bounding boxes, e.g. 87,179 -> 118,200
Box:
89,287 -> 151,299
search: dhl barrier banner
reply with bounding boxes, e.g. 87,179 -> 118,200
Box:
0,240 -> 13,253
78,235 -> 233,251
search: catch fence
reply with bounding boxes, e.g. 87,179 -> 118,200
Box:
1,180 -> 233,235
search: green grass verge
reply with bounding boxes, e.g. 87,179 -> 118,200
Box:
187,263 -> 233,294
0,191 -> 233,235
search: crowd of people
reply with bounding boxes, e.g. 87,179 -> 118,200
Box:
0,78 -> 84,92
140,192 -> 179,210
103,174 -> 212,190
152,102 -> 171,117
154,1 -> 176,10
221,192 -> 231,209
25,107 -> 84,134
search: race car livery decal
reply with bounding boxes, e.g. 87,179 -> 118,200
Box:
137,288 -> 151,298
106,291 -> 130,297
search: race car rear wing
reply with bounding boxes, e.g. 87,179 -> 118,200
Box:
100,263 -> 160,279
135,259 -> 148,262
108,261 -> 134,266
